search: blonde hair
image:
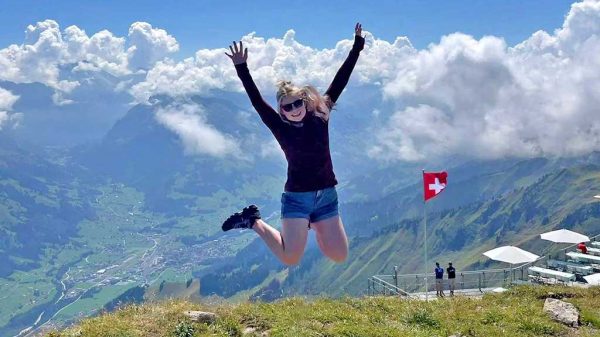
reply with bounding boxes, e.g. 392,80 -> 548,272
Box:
276,80 -> 333,122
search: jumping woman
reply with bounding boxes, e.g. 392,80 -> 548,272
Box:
222,23 -> 365,266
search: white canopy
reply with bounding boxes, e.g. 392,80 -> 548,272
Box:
483,246 -> 539,265
583,273 -> 600,285
540,229 -> 590,244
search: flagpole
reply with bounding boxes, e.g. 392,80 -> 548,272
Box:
423,169 -> 428,301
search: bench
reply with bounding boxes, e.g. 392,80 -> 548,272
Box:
547,259 -> 594,275
586,247 -> 600,256
528,266 -> 575,283
528,275 -> 560,285
566,251 -> 600,264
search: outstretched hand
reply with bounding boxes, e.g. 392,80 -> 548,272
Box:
225,41 -> 247,65
355,22 -> 362,38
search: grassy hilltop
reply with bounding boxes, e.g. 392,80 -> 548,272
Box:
46,285 -> 600,337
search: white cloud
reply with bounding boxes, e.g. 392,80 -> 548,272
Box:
0,20 -> 79,92
371,0 -> 600,161
0,20 -> 178,97
67,27 -> 129,76
154,102 -> 240,158
127,22 -> 179,70
51,91 -> 74,106
0,88 -> 18,111
130,56 -> 234,102
3,1 -> 600,161
130,1 -> 600,161
0,87 -> 20,130
129,29 -> 379,103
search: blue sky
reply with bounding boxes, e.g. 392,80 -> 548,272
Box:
0,0 -> 575,56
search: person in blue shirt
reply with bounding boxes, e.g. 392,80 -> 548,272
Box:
435,262 -> 445,297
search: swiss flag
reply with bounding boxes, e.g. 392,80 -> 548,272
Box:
423,171 -> 448,201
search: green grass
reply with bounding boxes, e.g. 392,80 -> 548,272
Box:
46,285 -> 600,337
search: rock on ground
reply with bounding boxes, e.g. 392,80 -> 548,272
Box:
183,310 -> 217,324
543,298 -> 580,328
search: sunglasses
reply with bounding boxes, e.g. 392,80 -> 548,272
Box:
280,99 -> 304,112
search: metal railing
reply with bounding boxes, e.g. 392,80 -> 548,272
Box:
368,233 -> 600,297
369,268 -> 515,296
367,275 -> 413,298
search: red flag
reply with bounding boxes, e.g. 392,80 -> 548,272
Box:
423,171 -> 448,201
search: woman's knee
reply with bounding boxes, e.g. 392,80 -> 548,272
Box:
317,239 -> 347,262
281,251 -> 303,266
327,247 -> 348,263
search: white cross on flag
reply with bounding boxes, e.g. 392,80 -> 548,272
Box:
423,171 -> 448,201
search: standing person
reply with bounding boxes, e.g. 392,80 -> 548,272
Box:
578,242 -> 588,254
447,262 -> 456,296
221,23 -> 365,266
435,262 -> 445,297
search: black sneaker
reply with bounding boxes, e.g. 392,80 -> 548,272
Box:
242,204 -> 261,223
221,205 -> 261,231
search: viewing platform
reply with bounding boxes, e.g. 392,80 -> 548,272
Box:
368,233 -> 600,298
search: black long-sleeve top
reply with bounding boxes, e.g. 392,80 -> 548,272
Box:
235,35 -> 365,192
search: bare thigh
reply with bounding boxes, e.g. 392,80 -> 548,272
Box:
281,218 -> 310,265
310,215 -> 348,263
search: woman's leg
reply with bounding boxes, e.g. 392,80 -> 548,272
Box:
252,218 -> 309,266
310,215 -> 348,263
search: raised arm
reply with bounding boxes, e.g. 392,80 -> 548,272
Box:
325,23 -> 365,106
225,41 -> 282,132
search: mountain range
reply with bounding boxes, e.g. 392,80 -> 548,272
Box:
1,86 -> 600,336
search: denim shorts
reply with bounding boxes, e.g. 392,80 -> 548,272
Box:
281,186 -> 339,224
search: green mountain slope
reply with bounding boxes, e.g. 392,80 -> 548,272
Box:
199,157 -> 600,300
342,155 -> 600,237
281,164 -> 600,296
